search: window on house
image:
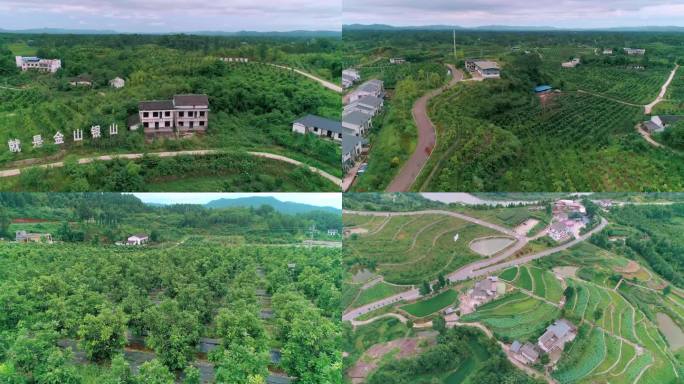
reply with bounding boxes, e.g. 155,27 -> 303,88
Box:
165,111 -> 171,117
155,122 -> 159,128
200,121 -> 205,126
153,112 -> 158,117
179,122 -> 184,127
313,127 -> 318,132
179,112 -> 184,117
143,122 -> 149,128
143,112 -> 149,118
165,121 -> 170,127
199,111 -> 205,117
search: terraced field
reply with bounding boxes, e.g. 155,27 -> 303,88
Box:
554,277 -> 680,383
499,265 -> 564,304
460,291 -> 560,342
345,214 -> 498,284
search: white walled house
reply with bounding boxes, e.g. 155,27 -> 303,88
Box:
624,48 -> 646,55
342,111 -> 372,136
173,94 -> 210,134
127,234 -> 149,245
15,56 -> 61,73
138,94 -> 209,137
139,100 -> 175,136
347,80 -> 384,103
342,68 -> 361,89
343,132 -> 364,173
292,114 -> 343,141
343,95 -> 383,117
110,77 -> 125,88
465,60 -> 501,78
561,58 -> 581,68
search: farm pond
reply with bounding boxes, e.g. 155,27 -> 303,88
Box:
469,236 -> 515,256
656,312 -> 684,351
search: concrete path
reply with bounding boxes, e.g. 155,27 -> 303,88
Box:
0,149 -> 341,188
645,64 -> 680,114
386,64 -> 463,192
342,210 -> 608,322
268,64 -> 342,93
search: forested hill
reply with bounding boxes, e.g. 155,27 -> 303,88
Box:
205,196 -> 340,214
0,193 -> 341,243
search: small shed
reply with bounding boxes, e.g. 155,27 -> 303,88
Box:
535,85 -> 552,94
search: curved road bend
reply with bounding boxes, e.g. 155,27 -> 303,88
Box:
268,64 -> 343,93
386,64 -> 463,192
0,150 -> 342,188
342,210 -> 608,322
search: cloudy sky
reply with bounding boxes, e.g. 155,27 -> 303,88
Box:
132,193 -> 342,209
0,0 -> 340,32
344,0 -> 684,28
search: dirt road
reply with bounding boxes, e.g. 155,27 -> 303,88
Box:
0,149 -> 342,187
268,63 -> 342,93
645,64 -> 680,114
386,64 -> 463,192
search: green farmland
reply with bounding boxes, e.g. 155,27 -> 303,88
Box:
400,289 -> 458,318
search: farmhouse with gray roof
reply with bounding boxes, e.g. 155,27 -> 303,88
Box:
292,114 -> 343,141
342,111 -> 372,136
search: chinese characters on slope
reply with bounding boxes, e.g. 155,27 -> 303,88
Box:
7,124 -> 118,153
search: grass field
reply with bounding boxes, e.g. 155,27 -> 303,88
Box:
349,282 -> 409,309
400,289 -> 458,318
345,213 -> 498,284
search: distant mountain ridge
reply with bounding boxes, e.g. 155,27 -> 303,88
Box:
204,196 -> 340,214
343,24 -> 684,32
0,28 -> 340,37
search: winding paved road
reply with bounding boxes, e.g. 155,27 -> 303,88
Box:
268,64 -> 342,93
386,64 -> 463,192
342,210 -> 608,322
0,149 -> 342,187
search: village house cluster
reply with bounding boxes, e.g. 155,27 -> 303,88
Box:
548,200 -> 588,242
220,57 -> 249,63
510,319 -> 578,365
342,78 -> 385,181
128,94 -> 210,138
15,55 -> 61,73
465,59 -> 501,79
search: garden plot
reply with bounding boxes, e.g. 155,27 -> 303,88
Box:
503,265 -> 564,304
